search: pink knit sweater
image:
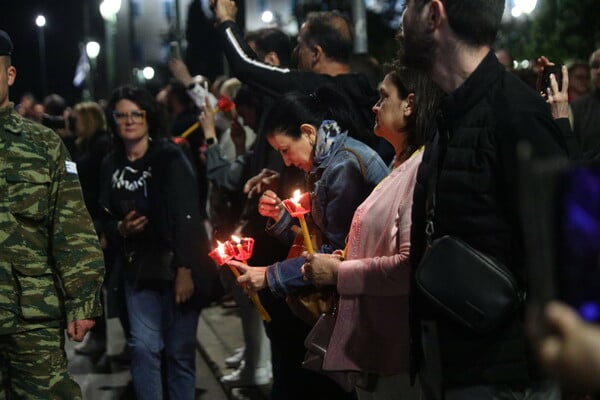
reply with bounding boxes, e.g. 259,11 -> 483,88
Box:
322,149 -> 423,375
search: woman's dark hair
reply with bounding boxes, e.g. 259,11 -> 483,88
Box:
386,65 -> 441,153
106,85 -> 165,148
262,86 -> 358,139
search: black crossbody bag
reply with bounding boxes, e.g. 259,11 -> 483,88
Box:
415,130 -> 524,335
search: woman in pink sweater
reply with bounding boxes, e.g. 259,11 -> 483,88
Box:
303,66 -> 441,399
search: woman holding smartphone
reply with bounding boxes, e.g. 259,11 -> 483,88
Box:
100,85 -> 210,400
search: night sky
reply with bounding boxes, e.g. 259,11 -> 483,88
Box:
1,1 -> 88,106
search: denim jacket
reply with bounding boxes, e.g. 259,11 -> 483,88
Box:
265,135 -> 388,296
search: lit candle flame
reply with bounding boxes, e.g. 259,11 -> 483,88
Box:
217,240 -> 227,257
292,189 -> 301,204
208,238 -> 270,321
281,189 -> 314,254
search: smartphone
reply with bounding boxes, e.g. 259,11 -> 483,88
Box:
120,200 -> 136,215
541,64 -> 563,92
521,154 -> 600,323
169,41 -> 180,59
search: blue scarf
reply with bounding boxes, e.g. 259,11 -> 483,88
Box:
313,120 -> 347,167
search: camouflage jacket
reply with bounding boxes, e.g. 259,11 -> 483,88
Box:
0,104 -> 104,333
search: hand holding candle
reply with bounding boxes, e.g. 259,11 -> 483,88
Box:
282,190 -> 314,254
208,237 -> 271,322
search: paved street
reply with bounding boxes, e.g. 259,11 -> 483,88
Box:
66,302 -> 270,399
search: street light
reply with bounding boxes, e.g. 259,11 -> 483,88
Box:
35,14 -> 47,96
86,41 -> 100,100
142,67 -> 155,80
86,41 -> 100,59
261,10 -> 274,24
99,0 -> 121,22
511,0 -> 537,17
100,0 -> 121,94
35,15 -> 46,27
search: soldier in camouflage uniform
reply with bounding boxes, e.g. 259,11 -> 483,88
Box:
0,30 -> 105,399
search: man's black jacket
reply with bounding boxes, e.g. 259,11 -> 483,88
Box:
409,51 -> 568,388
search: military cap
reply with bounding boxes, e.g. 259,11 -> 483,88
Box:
0,30 -> 13,56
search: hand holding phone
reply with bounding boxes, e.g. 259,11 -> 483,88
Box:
120,200 -> 136,215
541,64 -> 563,93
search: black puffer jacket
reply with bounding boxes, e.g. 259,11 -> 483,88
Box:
409,51 -> 568,387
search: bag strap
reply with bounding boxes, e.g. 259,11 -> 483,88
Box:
318,147 -> 366,260
424,114 -> 449,246
340,147 -> 366,178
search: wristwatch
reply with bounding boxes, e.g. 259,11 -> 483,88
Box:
206,137 -> 218,146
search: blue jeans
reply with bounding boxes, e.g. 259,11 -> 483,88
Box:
125,281 -> 200,400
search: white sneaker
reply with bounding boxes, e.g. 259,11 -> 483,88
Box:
224,346 -> 245,368
220,364 -> 272,386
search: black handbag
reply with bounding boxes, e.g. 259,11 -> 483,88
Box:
416,130 -> 524,334
302,312 -> 358,392
416,235 -> 523,334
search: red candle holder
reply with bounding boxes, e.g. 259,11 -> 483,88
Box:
282,190 -> 311,217
227,235 -> 255,262
208,241 -> 233,266
282,189 -> 315,254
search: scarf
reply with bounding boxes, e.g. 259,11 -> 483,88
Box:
313,120 -> 347,167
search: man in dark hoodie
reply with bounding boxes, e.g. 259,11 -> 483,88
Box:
210,0 -> 391,159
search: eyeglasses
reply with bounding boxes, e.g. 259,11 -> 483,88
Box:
112,110 -> 146,124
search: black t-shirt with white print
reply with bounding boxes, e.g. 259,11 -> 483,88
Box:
108,151 -> 170,284
109,155 -> 153,219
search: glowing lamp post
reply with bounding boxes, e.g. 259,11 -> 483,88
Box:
35,15 -> 47,96
100,0 -> 121,95
85,41 -> 100,99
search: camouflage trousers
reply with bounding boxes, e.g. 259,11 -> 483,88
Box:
0,327 -> 82,399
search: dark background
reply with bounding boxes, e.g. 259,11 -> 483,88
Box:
1,0 -> 89,105
2,0 -> 599,107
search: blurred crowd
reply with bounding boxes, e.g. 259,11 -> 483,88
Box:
2,0 -> 600,399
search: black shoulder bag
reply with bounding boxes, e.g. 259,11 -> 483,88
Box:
415,128 -> 524,335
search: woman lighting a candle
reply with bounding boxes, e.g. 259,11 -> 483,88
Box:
228,86 -> 388,299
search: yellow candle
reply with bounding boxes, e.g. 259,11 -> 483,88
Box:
181,121 -> 199,138
228,262 -> 271,322
298,215 -> 314,255
227,235 -> 271,322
